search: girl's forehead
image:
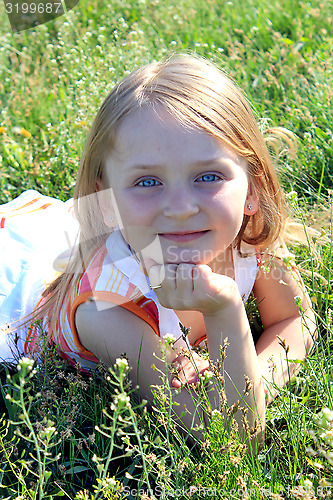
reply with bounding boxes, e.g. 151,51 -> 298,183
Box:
111,105 -> 245,166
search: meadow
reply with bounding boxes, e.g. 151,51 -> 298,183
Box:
0,0 -> 333,498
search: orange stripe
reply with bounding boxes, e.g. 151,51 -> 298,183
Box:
69,291 -> 160,359
0,218 -> 5,228
39,203 -> 52,210
24,297 -> 45,354
255,249 -> 262,267
193,334 -> 207,348
0,197 -> 41,215
2,202 -> 53,220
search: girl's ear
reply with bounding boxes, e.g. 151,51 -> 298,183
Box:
96,181 -> 117,228
244,182 -> 259,216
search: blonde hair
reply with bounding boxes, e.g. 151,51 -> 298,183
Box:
76,53 -> 285,250
27,54 -> 289,334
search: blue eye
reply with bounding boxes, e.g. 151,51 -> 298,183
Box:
197,173 -> 221,182
137,178 -> 162,187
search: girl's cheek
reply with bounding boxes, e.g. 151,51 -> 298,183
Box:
122,192 -> 158,218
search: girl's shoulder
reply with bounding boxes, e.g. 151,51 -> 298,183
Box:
253,237 -> 312,328
256,238 -> 296,273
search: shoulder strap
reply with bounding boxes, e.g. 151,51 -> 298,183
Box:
70,291 -> 161,359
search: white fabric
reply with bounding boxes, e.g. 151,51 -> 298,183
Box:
0,190 -> 79,362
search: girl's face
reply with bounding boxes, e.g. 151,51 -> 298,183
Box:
100,106 -> 257,266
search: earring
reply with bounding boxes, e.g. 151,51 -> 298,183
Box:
247,203 -> 253,211
109,216 -> 114,222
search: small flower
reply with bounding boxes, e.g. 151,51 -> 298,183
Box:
17,357 -> 34,373
244,375 -> 253,395
104,476 -> 117,488
200,370 -> 213,383
164,333 -> 177,345
115,357 -> 129,372
177,459 -> 188,472
319,478 -> 332,488
20,128 -> 31,138
0,126 -> 5,134
111,393 -> 131,410
320,429 -> 333,446
321,407 -> 333,422
12,126 -> 31,138
212,408 -> 222,417
39,424 -> 57,440
75,120 -> 88,127
282,255 -> 296,270
303,479 -> 313,490
286,190 -> 298,202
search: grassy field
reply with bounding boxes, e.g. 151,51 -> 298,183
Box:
0,0 -> 333,498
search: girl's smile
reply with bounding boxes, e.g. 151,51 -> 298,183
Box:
101,106 -> 256,266
159,230 -> 210,242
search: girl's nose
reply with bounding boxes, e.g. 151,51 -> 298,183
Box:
162,185 -> 199,220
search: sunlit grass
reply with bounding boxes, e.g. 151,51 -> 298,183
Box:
0,0 -> 332,498
1,0 -> 333,202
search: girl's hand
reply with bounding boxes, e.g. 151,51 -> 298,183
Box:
144,258 -> 241,315
170,351 -> 210,389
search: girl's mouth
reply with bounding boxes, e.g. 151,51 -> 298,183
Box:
159,230 -> 210,242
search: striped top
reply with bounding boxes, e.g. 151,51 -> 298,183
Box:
26,229 -> 261,369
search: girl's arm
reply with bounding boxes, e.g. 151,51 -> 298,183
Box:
253,251 -> 317,403
142,262 -> 266,438
75,300 -> 219,438
75,285 -> 265,442
202,294 -> 266,436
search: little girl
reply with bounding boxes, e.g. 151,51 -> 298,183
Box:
0,54 -> 316,440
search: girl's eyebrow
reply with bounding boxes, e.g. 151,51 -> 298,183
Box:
125,163 -> 161,171
124,157 -> 236,172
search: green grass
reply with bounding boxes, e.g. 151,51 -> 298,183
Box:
0,0 -> 333,498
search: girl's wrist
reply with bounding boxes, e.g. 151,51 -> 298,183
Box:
203,299 -> 251,345
202,293 -> 244,319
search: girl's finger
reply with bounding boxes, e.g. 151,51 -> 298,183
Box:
171,377 -> 182,389
175,263 -> 196,291
148,264 -> 162,287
